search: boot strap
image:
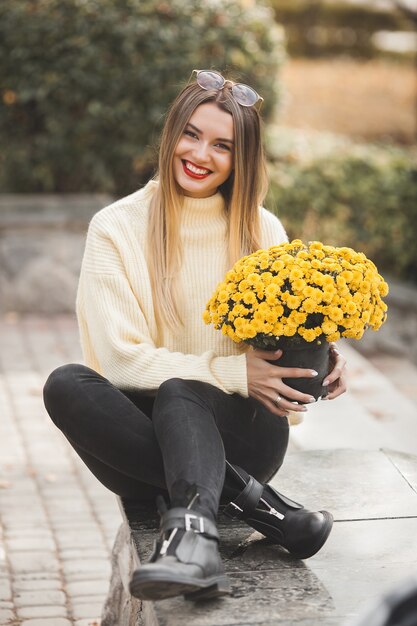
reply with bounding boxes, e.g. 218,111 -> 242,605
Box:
160,508 -> 219,540
224,476 -> 264,519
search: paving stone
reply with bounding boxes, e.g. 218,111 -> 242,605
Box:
71,601 -> 104,620
66,579 -> 109,597
8,552 -> 60,575
6,537 -> 56,552
17,604 -> 68,619
0,577 -> 12,601
12,572 -> 61,584
60,559 -> 110,577
74,620 -> 101,626
0,608 -> 15,623
59,548 -> 108,561
13,578 -> 62,591
0,600 -> 13,609
14,589 -> 66,607
20,619 -> 72,626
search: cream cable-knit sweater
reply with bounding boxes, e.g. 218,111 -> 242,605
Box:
76,180 -> 288,397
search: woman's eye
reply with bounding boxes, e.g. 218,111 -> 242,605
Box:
215,143 -> 231,151
184,130 -> 197,139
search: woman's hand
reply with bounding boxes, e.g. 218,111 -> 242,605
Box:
246,348 -> 320,418
322,343 -> 347,400
246,343 -> 348,416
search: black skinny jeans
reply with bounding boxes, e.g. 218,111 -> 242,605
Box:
43,364 -> 289,521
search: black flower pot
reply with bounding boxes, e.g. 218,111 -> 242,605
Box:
270,336 -> 330,401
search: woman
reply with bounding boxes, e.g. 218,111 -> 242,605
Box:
43,70 -> 346,602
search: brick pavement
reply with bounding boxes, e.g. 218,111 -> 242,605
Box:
0,314 -> 120,626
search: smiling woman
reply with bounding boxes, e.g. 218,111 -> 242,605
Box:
43,69 -> 346,604
173,103 -> 234,198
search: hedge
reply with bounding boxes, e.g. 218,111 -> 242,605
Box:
266,138 -> 417,284
0,0 -> 284,194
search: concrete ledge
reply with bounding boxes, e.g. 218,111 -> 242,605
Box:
0,194 -> 113,314
101,449 -> 417,626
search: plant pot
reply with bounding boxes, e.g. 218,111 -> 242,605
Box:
270,336 -> 330,401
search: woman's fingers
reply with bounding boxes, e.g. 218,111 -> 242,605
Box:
322,344 -> 347,400
322,345 -> 347,388
275,382 -> 317,405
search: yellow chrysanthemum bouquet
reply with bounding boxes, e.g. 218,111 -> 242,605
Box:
204,240 -> 388,400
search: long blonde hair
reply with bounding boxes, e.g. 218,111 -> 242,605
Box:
147,80 -> 269,331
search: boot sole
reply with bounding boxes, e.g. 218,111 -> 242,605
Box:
130,570 -> 231,601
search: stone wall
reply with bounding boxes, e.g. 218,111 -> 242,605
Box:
0,194 -> 113,314
1,194 -> 417,364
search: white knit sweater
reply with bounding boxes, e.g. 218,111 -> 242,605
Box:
76,181 -> 288,397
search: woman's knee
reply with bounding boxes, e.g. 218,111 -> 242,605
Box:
154,378 -> 216,414
43,363 -> 90,423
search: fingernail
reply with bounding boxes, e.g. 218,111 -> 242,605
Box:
300,407 -> 308,412
322,379 -> 329,386
310,370 -> 318,377
308,397 -> 316,403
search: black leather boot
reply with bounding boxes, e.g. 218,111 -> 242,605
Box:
223,461 -> 333,559
129,501 -> 230,601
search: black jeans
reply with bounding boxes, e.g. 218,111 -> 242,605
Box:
43,364 -> 289,521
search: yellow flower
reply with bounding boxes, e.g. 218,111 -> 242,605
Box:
379,280 -> 389,297
265,284 -> 279,297
299,328 -> 317,342
326,331 -> 341,342
261,272 -> 273,285
272,322 -> 284,336
292,278 -> 306,292
243,291 -> 257,305
321,319 -> 338,335
302,298 -> 318,314
287,295 -> 301,310
345,301 -> 357,315
271,259 -> 285,272
283,324 -> 298,337
327,307 -> 344,323
289,311 -> 307,325
204,240 -> 388,347
217,290 -> 229,303
290,266 -> 304,280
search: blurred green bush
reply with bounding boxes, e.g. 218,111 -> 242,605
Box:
269,0 -> 413,58
0,0 -> 284,194
267,139 -> 417,284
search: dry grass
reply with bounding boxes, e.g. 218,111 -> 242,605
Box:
277,58 -> 416,144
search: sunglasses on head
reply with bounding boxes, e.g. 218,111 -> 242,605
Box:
192,69 -> 263,109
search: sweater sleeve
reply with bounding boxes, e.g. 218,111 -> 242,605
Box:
259,207 -> 289,248
76,216 -> 248,396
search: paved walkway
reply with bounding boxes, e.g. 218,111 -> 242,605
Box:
1,314 -> 417,625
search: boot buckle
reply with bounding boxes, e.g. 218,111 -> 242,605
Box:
185,513 -> 205,533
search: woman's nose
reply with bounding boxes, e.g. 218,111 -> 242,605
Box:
192,141 -> 210,163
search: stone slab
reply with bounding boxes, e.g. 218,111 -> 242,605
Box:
290,343 -> 417,456
109,449 -> 417,625
384,448 -> 417,494
272,448 -> 417,520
